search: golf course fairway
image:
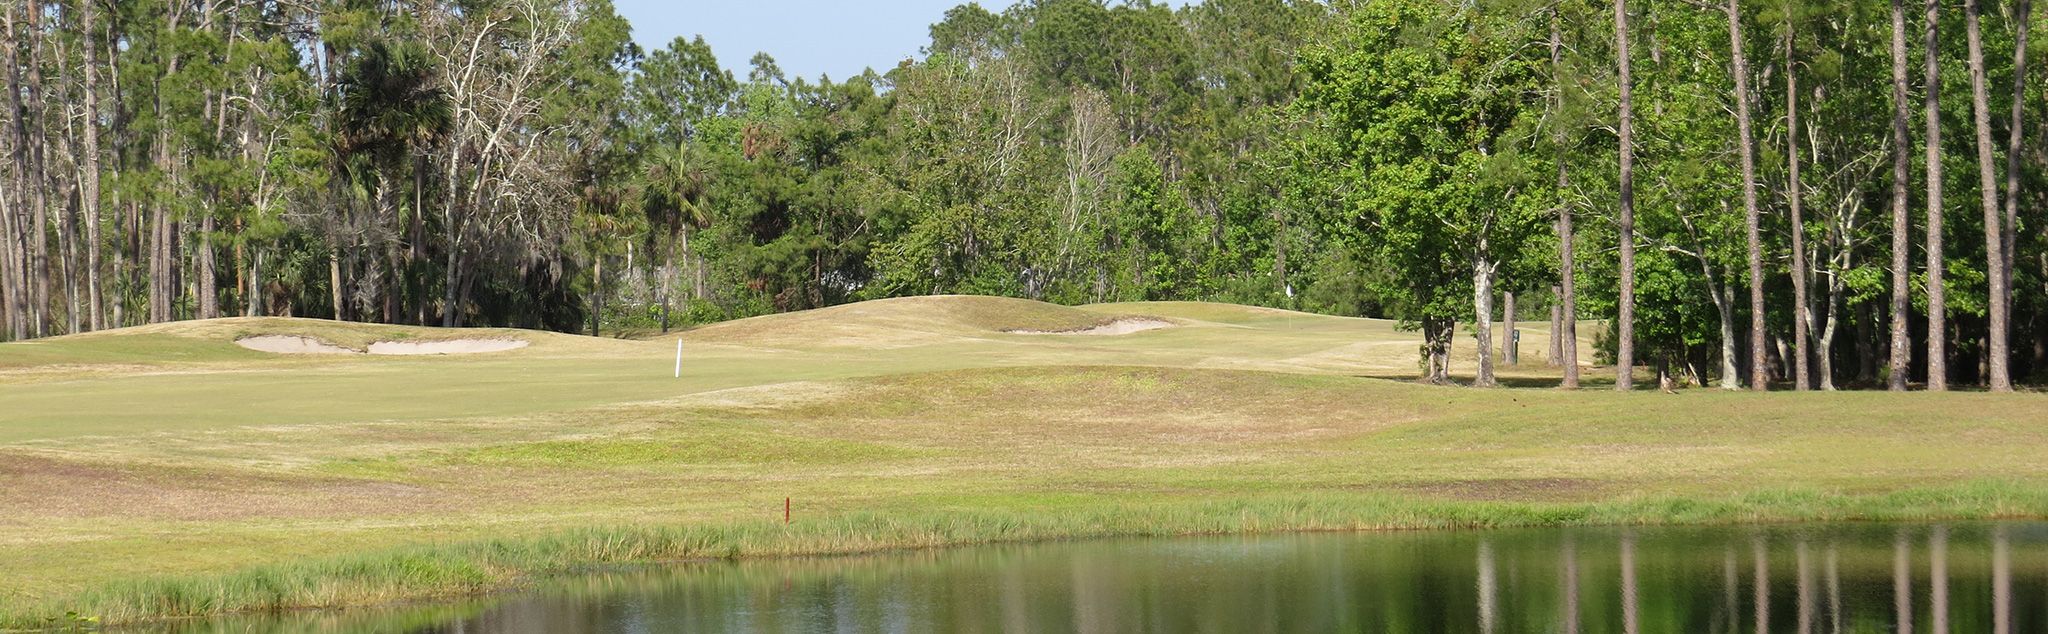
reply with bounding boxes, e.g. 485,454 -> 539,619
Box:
3,295 -> 2046,627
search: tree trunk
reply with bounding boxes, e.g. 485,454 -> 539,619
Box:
695,250 -> 707,303
383,246 -> 399,324
1924,0 -> 1949,391
683,226 -> 697,300
247,248 -> 262,317
1785,25 -> 1812,391
1273,204 -> 1287,297
1423,317 -> 1454,385
1964,0 -> 2011,391
1769,335 -> 1789,381
456,250 -> 476,328
1615,0 -> 1638,391
112,196 -> 127,327
1504,290 -> 1519,366
1999,0 -> 2031,379
58,166 -> 78,335
1548,285 -> 1564,367
29,162 -> 48,335
441,129 -> 464,327
148,155 -> 170,322
147,3 -> 187,325
1674,205 -> 1745,389
412,156 -> 428,325
378,182 -> 398,324
591,251 -> 602,337
660,230 -> 675,332
1727,0 -> 1769,391
1887,0 -> 1914,390
81,19 -> 107,329
1714,280 -> 1742,389
23,0 -> 50,338
4,4 -> 36,339
330,246 -> 346,321
80,0 -> 103,332
236,57 -> 265,320
198,214 -> 216,319
186,228 -> 199,321
1474,260 -> 1497,388
1554,8 -> 1581,389
1820,263 -> 1845,391
0,172 -> 18,341
196,13 -> 237,323
47,45 -> 73,334
443,243 -> 462,327
1860,300 -> 1883,382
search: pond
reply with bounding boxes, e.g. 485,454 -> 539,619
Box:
153,522 -> 2047,633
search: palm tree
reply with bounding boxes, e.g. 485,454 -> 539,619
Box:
339,39 -> 450,324
642,140 -> 713,332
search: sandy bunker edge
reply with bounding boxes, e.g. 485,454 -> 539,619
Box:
1005,318 -> 1175,336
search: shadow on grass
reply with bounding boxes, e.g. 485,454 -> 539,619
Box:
1356,368 -> 2026,392
1355,370 -> 1621,390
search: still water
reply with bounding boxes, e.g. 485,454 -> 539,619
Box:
159,522 -> 2047,633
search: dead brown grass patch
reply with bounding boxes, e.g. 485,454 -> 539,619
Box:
0,451 -> 442,521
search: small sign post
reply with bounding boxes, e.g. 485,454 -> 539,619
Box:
674,338 -> 683,378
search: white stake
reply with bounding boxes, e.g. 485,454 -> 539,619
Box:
674,338 -> 683,378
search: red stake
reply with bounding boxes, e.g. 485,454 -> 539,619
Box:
784,497 -> 790,525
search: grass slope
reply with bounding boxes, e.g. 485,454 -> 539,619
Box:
0,295 -> 2043,626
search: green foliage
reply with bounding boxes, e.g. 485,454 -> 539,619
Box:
1295,0 -> 1548,330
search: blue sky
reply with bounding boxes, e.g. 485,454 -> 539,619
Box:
612,1 -> 1192,83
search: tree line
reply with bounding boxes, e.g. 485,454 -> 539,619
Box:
0,0 -> 2040,392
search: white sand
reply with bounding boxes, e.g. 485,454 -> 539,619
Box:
236,336 -> 528,355
366,339 -> 529,355
235,335 -> 360,354
1007,318 -> 1174,336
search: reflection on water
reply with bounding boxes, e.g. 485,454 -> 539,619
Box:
1934,524 -> 1950,634
1619,532 -> 1637,634
1896,530 -> 1913,632
1752,536 -> 1770,633
1995,525 -> 2012,634
155,523 -> 2047,633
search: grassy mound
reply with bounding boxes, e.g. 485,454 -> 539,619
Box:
687,295 -> 1154,347
1081,301 -> 1351,325
0,317 -> 638,370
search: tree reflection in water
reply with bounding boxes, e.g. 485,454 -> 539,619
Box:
158,522 -> 2047,634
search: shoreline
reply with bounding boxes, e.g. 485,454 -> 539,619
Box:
9,481 -> 2046,629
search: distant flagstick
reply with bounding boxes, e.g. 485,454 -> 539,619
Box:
674,338 -> 683,378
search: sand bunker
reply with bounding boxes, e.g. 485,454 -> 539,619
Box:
235,335 -> 358,355
236,336 -> 527,355
367,339 -> 528,355
1007,318 -> 1174,336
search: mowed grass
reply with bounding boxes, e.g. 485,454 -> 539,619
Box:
1,295 -> 2045,626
